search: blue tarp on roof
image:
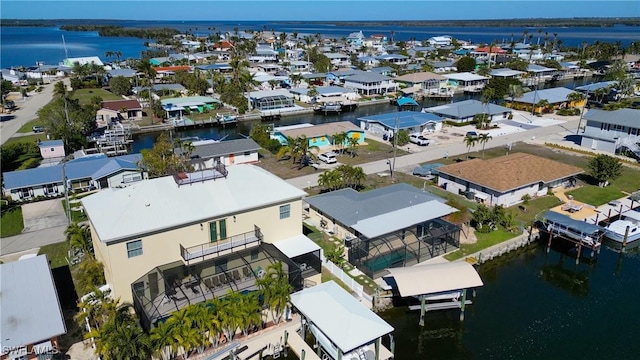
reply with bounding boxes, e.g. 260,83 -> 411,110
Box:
3,154 -> 141,189
358,111 -> 443,130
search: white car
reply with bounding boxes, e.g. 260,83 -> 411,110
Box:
318,152 -> 338,164
409,133 -> 430,146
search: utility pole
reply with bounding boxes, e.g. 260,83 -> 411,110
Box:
391,115 -> 399,180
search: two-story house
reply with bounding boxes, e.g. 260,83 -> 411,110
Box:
579,108 -> 640,157
82,164 -> 321,329
343,72 -> 397,96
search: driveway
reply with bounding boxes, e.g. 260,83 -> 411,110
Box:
22,198 -> 69,232
0,199 -> 68,256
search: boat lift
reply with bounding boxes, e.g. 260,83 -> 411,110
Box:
537,210 -> 605,263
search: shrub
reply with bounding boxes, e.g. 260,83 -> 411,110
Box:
556,108 -> 581,116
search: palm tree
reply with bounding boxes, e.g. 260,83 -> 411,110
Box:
536,99 -> 550,114
276,136 -> 301,164
507,84 -> 524,106
65,223 -> 93,256
332,132 -> 347,154
318,170 -> 339,191
348,136 -> 360,158
463,134 -> 478,160
150,320 -> 175,360
477,133 -> 493,159
567,92 -> 587,134
53,81 -> 67,97
297,135 -> 320,168
481,87 -> 495,129
256,261 -> 292,324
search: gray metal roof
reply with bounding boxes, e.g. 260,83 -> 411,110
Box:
304,183 -> 447,228
290,281 -> 393,353
424,99 -> 512,119
515,87 -> 577,105
1,255 -> 66,349
583,108 -> 640,127
540,210 -> 603,235
177,138 -> 261,159
358,111 -> 443,130
343,72 -> 392,83
575,81 -> 618,93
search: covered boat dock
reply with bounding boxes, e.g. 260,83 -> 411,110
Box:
384,261 -> 483,325
538,210 -> 604,263
290,281 -> 395,360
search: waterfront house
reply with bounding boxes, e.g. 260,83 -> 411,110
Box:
64,56 -> 103,67
428,36 -> 453,47
273,121 -> 365,149
249,44 -> 278,63
358,111 -> 444,136
342,72 -> 397,96
574,81 -> 620,103
288,60 -> 313,74
430,60 -> 457,73
248,89 -> 295,112
152,66 -> 192,80
325,53 -> 351,68
437,153 -> 583,206
82,164 -> 320,329
375,54 -> 409,66
347,31 -> 365,46
175,138 -> 261,168
161,96 -> 222,119
0,255 -> 66,360
489,68 -> 526,79
327,69 -> 365,85
443,73 -> 489,92
38,139 -> 65,160
2,153 -> 143,202
96,99 -> 143,126
357,56 -> 380,68
394,71 -> 447,94
423,99 -> 512,124
107,68 -> 137,78
579,108 -> 640,156
289,86 -> 358,103
525,64 -> 557,83
304,183 -> 459,278
507,87 -> 585,113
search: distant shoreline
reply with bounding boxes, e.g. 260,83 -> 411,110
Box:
2,17 -> 640,28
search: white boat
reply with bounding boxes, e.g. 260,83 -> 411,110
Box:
604,210 -> 640,245
215,113 -> 238,124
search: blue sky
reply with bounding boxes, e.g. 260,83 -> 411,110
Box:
2,1 -> 638,21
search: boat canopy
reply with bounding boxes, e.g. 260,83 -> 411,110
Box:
384,261 -> 483,298
540,210 -> 602,234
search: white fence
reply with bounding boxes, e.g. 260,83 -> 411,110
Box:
323,260 -> 374,307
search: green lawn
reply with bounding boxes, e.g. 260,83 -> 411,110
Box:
445,229 -> 517,261
610,167 -> 640,193
18,118 -> 44,133
3,133 -> 49,145
71,88 -> 121,105
512,196 -> 563,225
0,206 -> 24,237
61,199 -> 87,223
38,242 -> 70,268
566,186 -> 626,207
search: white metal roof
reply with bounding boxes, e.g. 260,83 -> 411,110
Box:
444,72 -> 488,82
351,201 -> 458,238
385,261 -> 483,297
82,164 -> 307,243
0,255 -> 66,350
290,281 -> 394,353
273,234 -> 321,258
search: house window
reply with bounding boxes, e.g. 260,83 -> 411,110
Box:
280,204 -> 291,219
126,240 -> 143,258
244,151 -> 251,156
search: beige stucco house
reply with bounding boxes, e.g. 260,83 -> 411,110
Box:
82,164 -> 321,328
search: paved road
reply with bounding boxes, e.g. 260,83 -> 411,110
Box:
287,117 -> 581,190
0,80 -> 58,144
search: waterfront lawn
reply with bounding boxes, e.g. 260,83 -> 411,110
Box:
444,229 -> 517,261
610,167 -> 640,193
512,195 -> 563,225
71,88 -> 121,105
566,185 -> 626,207
38,242 -> 70,269
0,206 -> 24,237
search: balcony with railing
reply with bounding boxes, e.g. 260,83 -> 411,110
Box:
180,225 -> 263,263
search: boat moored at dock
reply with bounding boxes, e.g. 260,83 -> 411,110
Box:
603,210 -> 640,250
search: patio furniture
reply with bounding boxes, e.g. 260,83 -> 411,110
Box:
219,274 -> 228,285
299,263 -> 308,271
243,267 -> 253,279
212,276 -> 222,287
232,269 -> 241,281
204,278 -> 215,291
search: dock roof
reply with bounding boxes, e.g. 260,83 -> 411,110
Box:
290,281 -> 393,354
385,261 -> 483,297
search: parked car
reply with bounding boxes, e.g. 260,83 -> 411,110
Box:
318,152 -> 337,164
409,133 -> 430,146
32,126 -> 44,133
465,131 -> 479,139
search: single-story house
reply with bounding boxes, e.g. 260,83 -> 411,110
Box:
175,138 -> 261,168
64,56 -> 103,67
430,60 -> 457,73
289,86 -> 359,103
161,96 -> 222,119
133,83 -> 187,96
356,56 -> 380,68
96,99 -> 143,125
343,72 -> 397,96
507,87 -> 585,113
0,255 -> 66,360
375,54 -> 409,65
195,63 -> 233,74
288,60 -> 313,74
579,108 -> 640,156
273,121 -> 365,148
304,183 -> 460,278
107,68 -> 137,78
38,139 -> 65,160
423,99 -> 512,123
428,36 -> 452,47
326,69 -> 366,85
358,111 -> 444,136
2,153 -> 144,202
443,73 -> 488,91
437,153 -> 584,206
526,64 -> 557,81
394,72 -> 447,93
490,68 -> 526,79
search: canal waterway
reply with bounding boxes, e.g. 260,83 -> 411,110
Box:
131,77 -> 595,153
380,242 -> 640,360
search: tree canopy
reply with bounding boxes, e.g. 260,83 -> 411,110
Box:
455,56 -> 476,72
138,133 -> 194,178
108,76 -> 132,96
588,154 -> 622,184
37,96 -> 97,152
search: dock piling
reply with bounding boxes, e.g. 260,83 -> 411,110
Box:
459,289 -> 467,321
419,296 -> 426,326
622,225 -> 630,253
